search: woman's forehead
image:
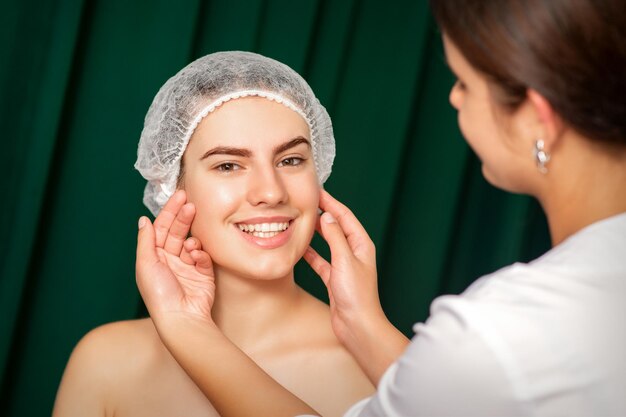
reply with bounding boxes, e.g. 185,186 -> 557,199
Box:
188,97 -> 310,153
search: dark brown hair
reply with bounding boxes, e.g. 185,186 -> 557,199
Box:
430,0 -> 626,145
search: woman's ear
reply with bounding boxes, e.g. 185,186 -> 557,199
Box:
527,89 -> 564,152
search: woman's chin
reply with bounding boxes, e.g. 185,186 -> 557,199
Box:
482,165 -> 535,195
215,262 -> 295,282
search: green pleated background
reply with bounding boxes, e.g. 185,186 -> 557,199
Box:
0,0 -> 550,415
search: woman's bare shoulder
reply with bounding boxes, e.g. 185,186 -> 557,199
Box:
53,318 -> 167,416
79,318 -> 159,351
81,318 -> 159,346
66,318 -> 165,385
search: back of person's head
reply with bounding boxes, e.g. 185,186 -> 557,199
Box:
429,0 -> 626,145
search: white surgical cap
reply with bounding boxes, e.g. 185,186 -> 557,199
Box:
135,51 -> 335,216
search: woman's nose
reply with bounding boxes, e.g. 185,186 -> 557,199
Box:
449,81 -> 463,110
247,167 -> 288,207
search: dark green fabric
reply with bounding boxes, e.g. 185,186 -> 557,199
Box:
0,1 -> 550,415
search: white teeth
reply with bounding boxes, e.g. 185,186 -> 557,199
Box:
237,221 -> 290,237
251,231 -> 279,238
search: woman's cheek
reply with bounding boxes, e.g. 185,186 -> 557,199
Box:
209,182 -> 241,207
458,112 -> 482,156
301,179 -> 322,231
188,180 -> 239,242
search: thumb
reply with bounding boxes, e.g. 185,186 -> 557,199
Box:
136,216 -> 159,278
319,212 -> 352,263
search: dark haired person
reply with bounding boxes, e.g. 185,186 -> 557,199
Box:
135,0 -> 626,415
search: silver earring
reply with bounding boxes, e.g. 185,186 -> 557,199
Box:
533,139 -> 550,174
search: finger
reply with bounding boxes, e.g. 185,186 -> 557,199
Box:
180,237 -> 200,264
303,246 -> 331,286
136,216 -> 159,282
180,243 -> 195,265
318,211 -> 354,262
184,237 -> 201,252
319,189 -> 368,237
319,190 -> 374,258
153,189 -> 187,248
163,202 -> 195,255
190,250 -> 214,277
136,216 -> 183,316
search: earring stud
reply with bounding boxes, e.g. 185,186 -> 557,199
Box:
533,139 -> 550,174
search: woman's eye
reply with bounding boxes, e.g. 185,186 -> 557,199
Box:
216,162 -> 241,172
455,79 -> 466,91
278,157 -> 304,167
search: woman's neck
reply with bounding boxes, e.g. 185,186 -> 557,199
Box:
210,267 -> 304,351
538,135 -> 626,246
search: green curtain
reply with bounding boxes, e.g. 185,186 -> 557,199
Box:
0,0 -> 550,415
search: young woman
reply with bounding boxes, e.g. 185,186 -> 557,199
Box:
52,51 -> 373,417
134,0 -> 626,416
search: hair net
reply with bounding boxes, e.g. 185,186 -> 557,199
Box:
135,51 -> 335,216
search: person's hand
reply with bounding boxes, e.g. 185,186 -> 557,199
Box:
136,191 -> 319,417
304,190 -> 409,385
136,190 -> 215,323
304,190 -> 383,343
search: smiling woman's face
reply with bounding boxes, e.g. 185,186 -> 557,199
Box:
181,97 -> 320,281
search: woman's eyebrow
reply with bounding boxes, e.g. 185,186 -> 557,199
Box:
273,137 -> 310,155
199,137 -> 309,161
200,146 -> 252,160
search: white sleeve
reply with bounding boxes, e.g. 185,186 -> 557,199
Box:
343,297 -> 527,417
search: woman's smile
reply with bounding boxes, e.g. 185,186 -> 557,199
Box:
234,216 -> 296,249
237,221 -> 295,249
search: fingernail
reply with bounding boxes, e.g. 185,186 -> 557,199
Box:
322,212 -> 336,224
138,217 -> 147,229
